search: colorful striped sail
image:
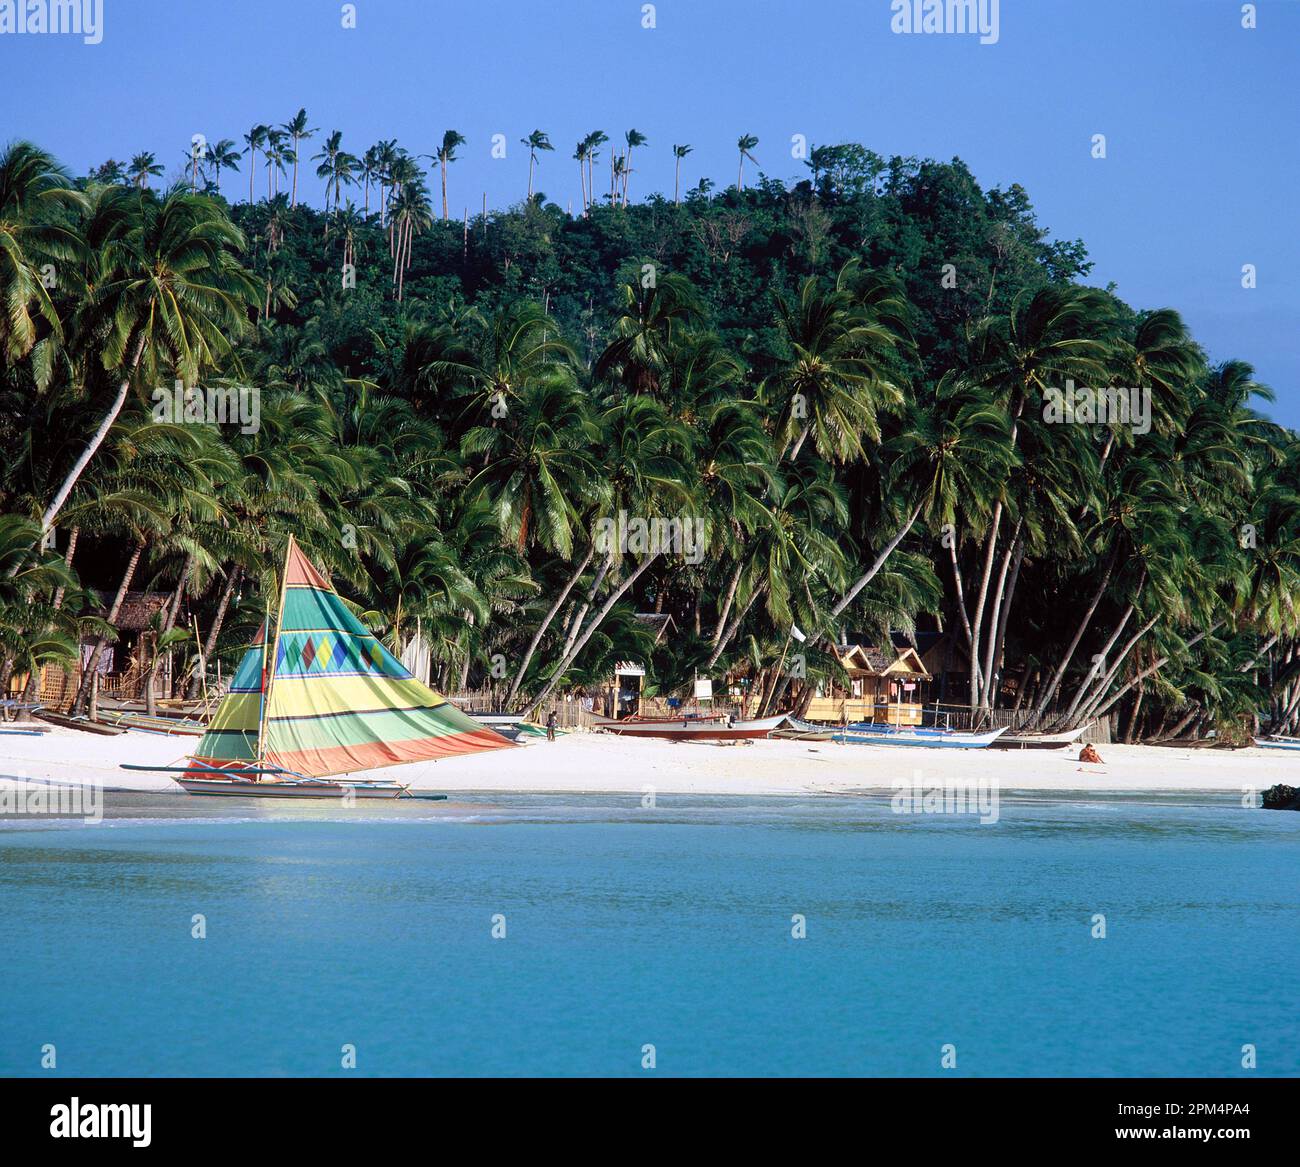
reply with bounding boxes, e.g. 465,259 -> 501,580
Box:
188,538 -> 512,777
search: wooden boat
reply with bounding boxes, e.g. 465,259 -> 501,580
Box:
768,717 -> 834,741
591,712 -> 788,740
36,711 -> 125,736
988,724 -> 1092,750
832,724 -> 1008,749
99,710 -> 207,737
1254,735 -> 1300,751
121,536 -> 512,799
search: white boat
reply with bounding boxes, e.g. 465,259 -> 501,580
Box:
832,724 -> 1008,749
1254,735 -> 1300,751
988,724 -> 1092,750
591,712 -> 789,740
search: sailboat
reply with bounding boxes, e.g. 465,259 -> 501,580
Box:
123,537 -> 513,797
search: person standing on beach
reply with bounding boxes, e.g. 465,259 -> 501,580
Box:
546,710 -> 557,742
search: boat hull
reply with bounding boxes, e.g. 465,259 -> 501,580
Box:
591,713 -> 787,740
1255,736 -> 1300,751
176,777 -> 407,798
832,725 -> 1007,749
989,726 -> 1091,750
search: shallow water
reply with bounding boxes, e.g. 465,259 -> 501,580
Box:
1,789 -> 1296,1076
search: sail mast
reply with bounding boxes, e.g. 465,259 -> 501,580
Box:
256,535 -> 295,767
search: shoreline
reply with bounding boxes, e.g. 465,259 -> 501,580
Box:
0,725 -> 1291,799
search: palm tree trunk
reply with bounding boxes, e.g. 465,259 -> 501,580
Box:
562,554 -> 612,660
831,502 -> 922,619
186,565 -> 240,699
675,158 -> 681,205
507,543 -> 595,710
39,332 -> 148,540
1033,543 -> 1119,718
70,540 -> 145,716
712,561 -> 743,646
16,527 -> 79,717
706,581 -> 766,670
1070,611 -> 1157,726
291,137 -> 299,206
967,508 -> 1002,711
144,552 -> 193,715
985,530 -> 1025,711
1092,624 -> 1222,720
530,555 -> 659,710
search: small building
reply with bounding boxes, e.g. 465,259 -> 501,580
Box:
805,642 -> 931,725
608,613 -> 677,718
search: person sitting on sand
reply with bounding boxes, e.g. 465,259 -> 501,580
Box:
1079,743 -> 1103,764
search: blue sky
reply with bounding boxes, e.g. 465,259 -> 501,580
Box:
3,0 -> 1297,421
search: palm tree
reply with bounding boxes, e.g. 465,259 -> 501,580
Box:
595,273 -> 705,397
520,130 -> 553,200
263,129 -> 288,199
282,108 -> 317,208
128,152 -> 163,189
621,129 -> 647,205
207,139 -> 241,197
0,142 -> 85,370
736,134 -> 759,191
672,143 -> 692,204
312,130 -> 344,214
388,176 -> 431,301
573,139 -> 589,214
434,130 -> 466,220
37,189 -> 260,538
242,124 -> 268,203
584,131 -> 607,209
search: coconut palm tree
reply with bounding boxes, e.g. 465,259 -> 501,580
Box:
242,124 -> 268,203
583,131 -> 608,209
434,130 -> 466,221
128,152 -> 163,190
0,142 -> 85,372
520,130 -> 553,200
736,134 -> 759,191
37,188 -> 260,539
282,108 -> 316,208
621,129 -> 647,205
207,139 -> 241,198
672,143 -> 692,204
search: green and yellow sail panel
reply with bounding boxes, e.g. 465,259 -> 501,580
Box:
188,539 -> 513,778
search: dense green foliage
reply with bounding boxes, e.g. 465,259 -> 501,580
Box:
2,133 -> 1298,740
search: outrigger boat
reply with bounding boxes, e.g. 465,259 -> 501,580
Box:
988,724 -> 1092,750
121,537 -> 513,799
591,712 -> 789,741
1254,734 -> 1300,751
832,723 -> 1008,749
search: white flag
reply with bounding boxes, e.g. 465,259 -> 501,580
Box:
790,624 -> 806,643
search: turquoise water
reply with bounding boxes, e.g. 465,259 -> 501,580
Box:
1,790 -> 1297,1077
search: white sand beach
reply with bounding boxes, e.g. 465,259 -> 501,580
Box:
0,725 -> 1292,798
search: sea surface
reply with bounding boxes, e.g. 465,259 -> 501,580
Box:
1,788 -> 1297,1077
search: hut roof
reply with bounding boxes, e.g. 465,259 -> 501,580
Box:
101,591 -> 170,632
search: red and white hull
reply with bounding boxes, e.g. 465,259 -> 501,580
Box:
591,713 -> 788,740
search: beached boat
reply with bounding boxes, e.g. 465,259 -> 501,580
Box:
988,724 -> 1092,750
768,717 -> 834,741
121,536 -> 513,798
832,723 -> 1008,749
591,712 -> 788,740
1254,734 -> 1300,751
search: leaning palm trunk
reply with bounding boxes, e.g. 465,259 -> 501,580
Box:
144,552 -> 194,716
39,333 -> 148,541
1092,624 -> 1222,721
706,581 -> 766,670
186,565 -> 240,699
830,501 -> 923,620
506,542 -> 595,711
529,555 -> 659,711
978,519 -> 1022,713
70,540 -> 145,716
1071,612 -> 1160,726
1033,544 -> 1119,719
967,508 -> 1002,713
712,561 -> 743,647
985,532 -> 1025,711
561,554 -> 612,661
